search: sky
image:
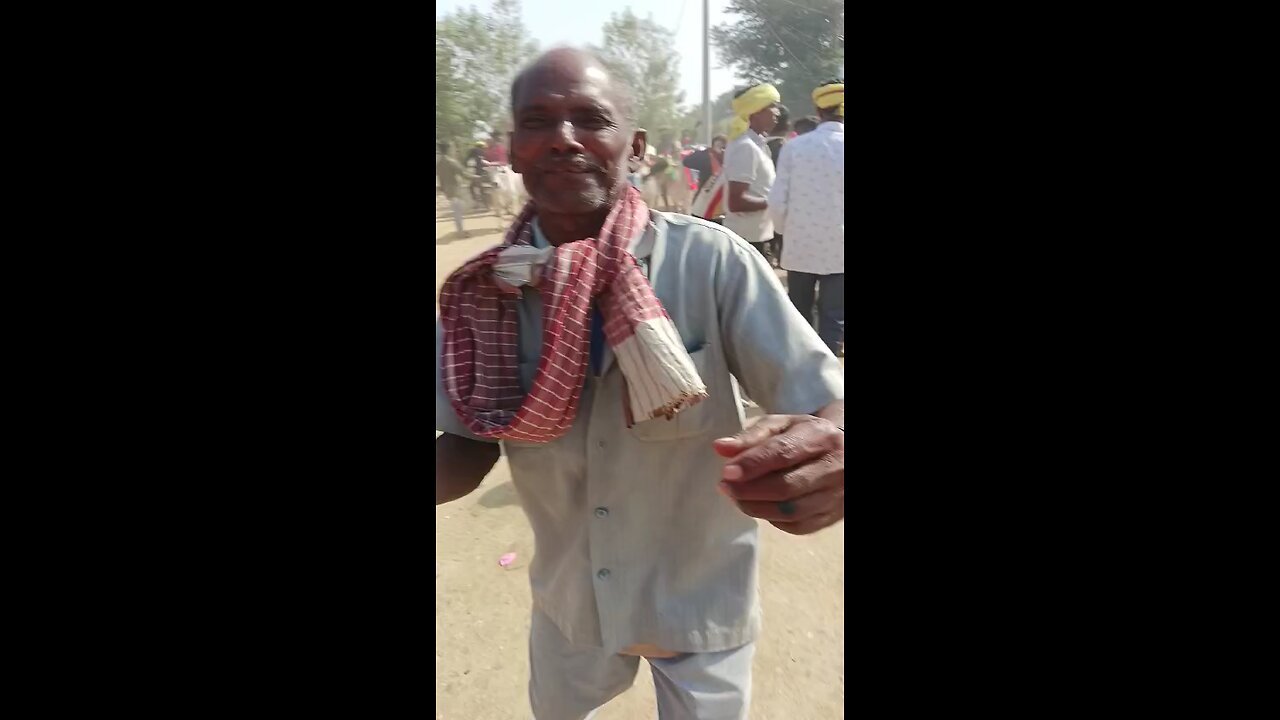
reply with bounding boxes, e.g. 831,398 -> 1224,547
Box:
436,0 -> 742,110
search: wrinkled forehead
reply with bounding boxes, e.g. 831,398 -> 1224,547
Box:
513,61 -> 621,115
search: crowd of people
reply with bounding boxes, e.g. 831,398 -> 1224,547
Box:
434,133 -> 514,238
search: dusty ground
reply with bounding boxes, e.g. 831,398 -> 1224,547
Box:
435,195 -> 844,719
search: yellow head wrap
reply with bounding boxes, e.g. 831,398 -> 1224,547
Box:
813,82 -> 844,117
728,84 -> 781,139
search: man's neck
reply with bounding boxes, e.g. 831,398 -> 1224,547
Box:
536,208 -> 611,246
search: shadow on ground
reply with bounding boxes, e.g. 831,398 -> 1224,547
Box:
477,481 -> 520,509
436,230 -> 477,245
435,208 -> 504,221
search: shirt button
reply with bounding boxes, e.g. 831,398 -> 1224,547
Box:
597,440 -> 606,449
595,507 -> 609,518
597,568 -> 610,580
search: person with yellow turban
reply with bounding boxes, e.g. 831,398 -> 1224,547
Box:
766,77 -> 846,357
727,83 -> 781,141
812,79 -> 844,119
723,83 -> 782,259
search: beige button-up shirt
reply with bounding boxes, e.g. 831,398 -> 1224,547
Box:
436,212 -> 843,655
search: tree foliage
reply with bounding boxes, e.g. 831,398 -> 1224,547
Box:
436,0 -> 539,153
678,89 -> 739,143
591,9 -> 685,140
711,0 -> 844,122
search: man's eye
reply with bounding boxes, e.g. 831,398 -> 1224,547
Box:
574,114 -> 612,129
521,117 -> 549,128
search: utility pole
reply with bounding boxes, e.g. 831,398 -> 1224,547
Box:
703,0 -> 711,146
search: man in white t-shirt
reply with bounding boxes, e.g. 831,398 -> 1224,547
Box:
768,79 -> 845,357
722,84 -> 781,258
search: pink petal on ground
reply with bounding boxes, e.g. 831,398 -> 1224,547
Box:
498,552 -> 517,567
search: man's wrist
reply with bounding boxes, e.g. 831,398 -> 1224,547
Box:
805,414 -> 843,433
811,400 -> 844,433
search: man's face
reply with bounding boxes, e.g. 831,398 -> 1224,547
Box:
749,104 -> 780,135
712,139 -> 726,153
510,57 -> 640,215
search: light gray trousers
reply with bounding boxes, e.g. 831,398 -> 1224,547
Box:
529,608 -> 754,720
449,197 -> 464,234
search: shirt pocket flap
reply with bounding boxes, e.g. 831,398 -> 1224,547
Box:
630,344 -> 715,442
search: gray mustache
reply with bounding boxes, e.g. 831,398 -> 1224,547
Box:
540,159 -> 604,173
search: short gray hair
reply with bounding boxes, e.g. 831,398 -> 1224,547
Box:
510,46 -> 636,125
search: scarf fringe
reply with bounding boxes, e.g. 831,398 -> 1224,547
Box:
612,318 -> 708,426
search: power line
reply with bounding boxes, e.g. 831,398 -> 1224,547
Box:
772,0 -> 836,18
760,16 -> 810,74
777,22 -> 830,56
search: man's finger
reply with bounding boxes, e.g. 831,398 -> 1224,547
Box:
728,486 -> 840,522
771,504 -> 845,536
721,424 -> 831,482
718,454 -> 840,501
712,415 -> 794,458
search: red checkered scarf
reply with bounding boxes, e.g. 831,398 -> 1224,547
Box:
439,186 -> 707,443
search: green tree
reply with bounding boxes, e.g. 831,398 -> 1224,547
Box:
592,9 -> 685,141
711,0 -> 844,121
435,35 -> 469,151
677,88 -> 739,143
436,0 -> 539,154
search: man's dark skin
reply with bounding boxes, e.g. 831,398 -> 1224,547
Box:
726,99 -> 780,214
436,49 -> 844,535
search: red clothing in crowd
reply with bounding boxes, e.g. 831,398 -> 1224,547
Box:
483,144 -> 509,165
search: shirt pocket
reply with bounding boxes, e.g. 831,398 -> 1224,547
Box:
629,344 -> 716,442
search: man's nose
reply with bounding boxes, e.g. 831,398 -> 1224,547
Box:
550,120 -> 586,154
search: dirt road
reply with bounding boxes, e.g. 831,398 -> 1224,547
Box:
434,198 -> 844,719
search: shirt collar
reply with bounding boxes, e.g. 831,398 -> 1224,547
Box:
530,214 -> 656,259
817,121 -> 844,133
530,218 -> 549,249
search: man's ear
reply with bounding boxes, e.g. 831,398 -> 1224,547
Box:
628,129 -> 648,172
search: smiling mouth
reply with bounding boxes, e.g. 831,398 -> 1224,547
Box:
541,159 -> 602,173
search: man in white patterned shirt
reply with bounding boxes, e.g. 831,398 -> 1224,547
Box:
768,79 -> 845,356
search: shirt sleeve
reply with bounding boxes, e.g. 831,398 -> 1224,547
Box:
436,318 -> 498,443
723,142 -> 757,185
768,143 -> 792,230
714,236 -> 843,415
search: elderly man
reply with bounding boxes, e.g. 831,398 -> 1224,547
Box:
722,84 -> 781,260
768,79 -> 846,357
436,48 -> 843,720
